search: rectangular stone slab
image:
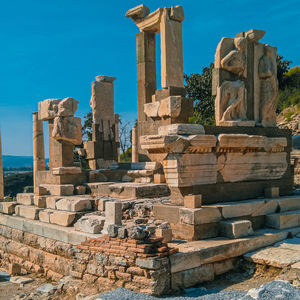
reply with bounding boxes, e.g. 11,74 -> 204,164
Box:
266,210 -> 300,229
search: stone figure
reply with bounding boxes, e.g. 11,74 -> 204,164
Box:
221,37 -> 247,77
219,80 -> 247,122
258,46 -> 278,127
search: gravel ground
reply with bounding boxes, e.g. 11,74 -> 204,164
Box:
98,281 -> 300,300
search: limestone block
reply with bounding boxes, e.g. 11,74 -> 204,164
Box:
39,209 -> 54,223
217,134 -> 266,149
218,152 -> 288,182
264,138 -> 287,152
266,210 -> 300,229
102,201 -> 122,234
95,75 -> 116,83
184,195 -> 202,209
36,186 -> 47,196
38,97 -> 78,121
236,29 -> 265,42
179,207 -> 221,225
45,196 -> 62,209
144,102 -> 160,118
215,199 -> 277,219
49,211 -> 77,227
218,120 -> 256,127
52,116 -> 82,145
52,167 -> 82,175
8,263 -> 21,276
219,220 -> 254,238
264,187 -> 279,198
171,264 -> 214,290
16,193 -> 34,206
187,135 -> 217,149
158,96 -> 182,118
125,4 -> 150,22
140,135 -> 178,150
15,205 -> 42,220
55,197 -> 92,212
170,5 -> 184,22
277,196 -> 300,212
131,162 -> 161,171
42,184 -> 74,196
158,124 -> 205,136
0,201 -> 17,215
97,198 -> 110,211
155,228 -> 172,243
34,196 -> 47,208
164,153 -> 217,187
74,215 -> 105,234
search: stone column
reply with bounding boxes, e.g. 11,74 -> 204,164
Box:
0,130 -> 4,199
132,126 -> 138,163
136,31 -> 156,153
33,112 -> 46,194
115,114 -> 120,162
160,7 -> 184,89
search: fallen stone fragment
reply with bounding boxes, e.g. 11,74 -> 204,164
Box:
37,283 -> 57,295
74,215 -> 105,234
10,276 -> 34,286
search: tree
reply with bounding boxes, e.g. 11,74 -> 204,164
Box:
277,54 -> 292,90
82,112 -> 93,141
184,63 -> 215,125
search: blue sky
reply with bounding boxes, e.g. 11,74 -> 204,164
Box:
0,0 -> 299,156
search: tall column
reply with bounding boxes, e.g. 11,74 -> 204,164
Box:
132,126 -> 138,163
33,112 -> 45,194
115,114 -> 120,162
0,130 -> 4,199
136,31 -> 156,153
160,7 -> 184,89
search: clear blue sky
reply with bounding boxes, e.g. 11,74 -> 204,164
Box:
0,0 -> 299,156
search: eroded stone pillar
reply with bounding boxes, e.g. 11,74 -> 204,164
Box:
33,112 -> 45,194
132,126 -> 138,163
0,130 -> 4,199
115,114 -> 120,162
160,7 -> 184,89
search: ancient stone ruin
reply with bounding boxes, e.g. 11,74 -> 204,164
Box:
0,3 -> 299,297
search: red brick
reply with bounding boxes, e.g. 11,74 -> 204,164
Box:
127,247 -> 145,253
89,246 -> 104,252
127,239 -> 138,244
168,248 -> 179,255
111,245 -> 127,251
76,245 -> 89,250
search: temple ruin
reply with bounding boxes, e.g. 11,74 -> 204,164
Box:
0,3 -> 299,297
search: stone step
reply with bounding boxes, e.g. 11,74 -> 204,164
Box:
15,205 -> 42,220
266,210 -> 300,229
219,220 -> 254,239
0,202 -> 17,215
41,184 -> 74,196
16,193 -> 34,206
0,214 -> 99,245
87,182 -> 170,199
74,215 -> 105,234
39,209 -> 79,227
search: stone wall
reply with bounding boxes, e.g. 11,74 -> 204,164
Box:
0,224 -> 176,295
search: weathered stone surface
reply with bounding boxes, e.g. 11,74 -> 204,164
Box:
244,247 -> 300,268
158,96 -> 183,118
102,201 -> 122,234
135,257 -> 168,270
42,184 -> 74,196
218,152 -> 287,182
164,153 -> 217,187
55,197 -> 92,212
179,207 -> 221,225
34,196 -> 47,208
171,264 -> 214,290
0,201 -> 17,214
155,228 -> 172,243
215,199 -> 277,219
52,167 -> 82,175
158,124 -> 205,136
219,220 -> 254,238
125,4 -> 150,21
169,228 -> 289,273
144,102 -> 160,118
75,185 -> 86,195
16,193 -> 34,206
52,116 -> 82,145
217,134 -> 266,149
266,210 -> 300,229
74,215 -> 105,234
184,195 -> 202,209
39,209 -> 54,223
277,195 -> 300,212
49,211 -> 77,227
15,205 -> 42,220
38,97 -> 78,121
46,196 -> 62,209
